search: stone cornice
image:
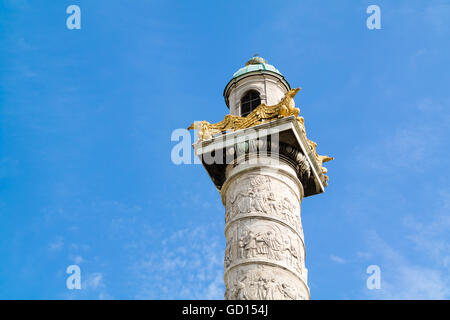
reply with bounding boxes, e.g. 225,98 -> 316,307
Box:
192,116 -> 327,197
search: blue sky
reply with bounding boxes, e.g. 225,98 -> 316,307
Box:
0,0 -> 449,299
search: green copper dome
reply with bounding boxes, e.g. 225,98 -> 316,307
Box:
232,56 -> 283,78
223,56 -> 291,108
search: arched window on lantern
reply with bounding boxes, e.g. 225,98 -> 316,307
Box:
240,90 -> 261,117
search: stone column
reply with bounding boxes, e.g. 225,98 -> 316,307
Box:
221,153 -> 310,300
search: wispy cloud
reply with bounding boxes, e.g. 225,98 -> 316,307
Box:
355,97 -> 449,174
48,237 -> 64,251
424,2 -> 450,33
362,190 -> 450,299
62,271 -> 113,300
130,221 -> 225,299
330,255 -> 347,264
73,255 -> 84,264
364,231 -> 449,299
84,273 -> 104,290
404,191 -> 450,269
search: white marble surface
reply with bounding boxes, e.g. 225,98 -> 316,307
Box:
222,155 -> 310,300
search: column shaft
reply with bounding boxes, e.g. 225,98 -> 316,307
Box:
221,155 -> 309,300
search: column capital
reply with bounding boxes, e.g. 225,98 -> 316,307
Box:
193,116 -> 327,197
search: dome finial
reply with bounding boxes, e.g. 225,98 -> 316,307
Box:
246,54 -> 267,66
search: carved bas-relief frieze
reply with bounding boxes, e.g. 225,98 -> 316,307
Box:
224,174 -> 304,238
222,161 -> 309,299
224,218 -> 306,282
222,149 -> 309,299
224,264 -> 309,300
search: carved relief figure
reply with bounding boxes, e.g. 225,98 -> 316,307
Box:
244,231 -> 258,258
230,187 -> 253,215
230,225 -> 303,274
255,233 -> 269,255
256,277 -> 265,300
283,239 -> 296,267
248,189 -> 265,213
235,278 -> 249,300
280,197 -> 296,226
224,239 -> 232,268
264,279 -> 277,300
267,231 -> 285,260
265,192 -> 279,214
227,175 -> 302,233
226,268 -> 308,300
238,236 -> 245,259
280,283 -> 297,300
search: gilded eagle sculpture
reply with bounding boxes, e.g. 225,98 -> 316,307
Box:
188,88 -> 302,138
188,88 -> 333,180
